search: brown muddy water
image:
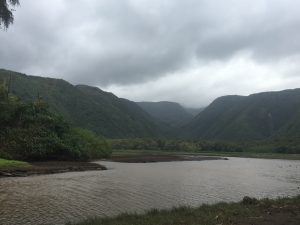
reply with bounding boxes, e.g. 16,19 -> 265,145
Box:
0,158 -> 299,225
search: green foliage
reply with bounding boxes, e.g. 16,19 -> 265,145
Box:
2,69 -> 300,150
70,195 -> 300,225
111,139 -> 242,152
0,158 -> 29,168
0,69 -> 162,138
0,79 -> 111,161
111,138 -> 244,152
182,89 -> 300,140
111,138 -> 300,154
71,129 -> 112,159
111,139 -> 192,152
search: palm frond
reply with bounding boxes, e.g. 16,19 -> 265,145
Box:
0,0 -> 19,29
9,0 -> 19,6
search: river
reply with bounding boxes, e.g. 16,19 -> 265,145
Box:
0,157 -> 299,225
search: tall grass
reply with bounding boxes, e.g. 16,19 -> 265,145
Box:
0,158 -> 30,168
69,195 -> 300,225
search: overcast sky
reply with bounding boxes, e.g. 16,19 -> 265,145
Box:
1,0 -> 300,107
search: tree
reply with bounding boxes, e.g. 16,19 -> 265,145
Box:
0,79 -> 8,102
0,0 -> 19,29
0,81 -> 112,161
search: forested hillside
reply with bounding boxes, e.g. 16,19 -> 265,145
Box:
0,69 -> 161,138
183,89 -> 300,140
2,69 -> 300,142
0,81 -> 111,161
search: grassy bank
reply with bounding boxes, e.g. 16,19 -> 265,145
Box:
70,195 -> 300,225
0,160 -> 106,177
0,158 -> 30,168
112,150 -> 300,160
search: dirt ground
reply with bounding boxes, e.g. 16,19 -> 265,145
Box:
0,161 -> 106,177
0,154 -> 226,177
233,201 -> 300,225
108,154 -> 227,163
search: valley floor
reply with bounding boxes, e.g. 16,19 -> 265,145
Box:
1,150 -> 299,177
70,195 -> 300,225
107,154 -> 226,163
0,159 -> 106,177
112,150 -> 300,160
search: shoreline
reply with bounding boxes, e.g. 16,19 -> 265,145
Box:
70,195 -> 300,225
0,154 -> 226,177
3,150 -> 297,177
106,154 -> 228,163
112,150 -> 300,160
0,161 -> 106,178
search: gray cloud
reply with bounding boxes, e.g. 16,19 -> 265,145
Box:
0,0 -> 300,106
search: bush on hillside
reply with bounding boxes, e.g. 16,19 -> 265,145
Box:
0,80 -> 111,161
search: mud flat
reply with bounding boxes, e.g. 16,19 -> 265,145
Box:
108,154 -> 227,163
0,161 -> 106,177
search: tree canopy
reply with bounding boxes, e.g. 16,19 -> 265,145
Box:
0,0 -> 19,29
0,79 -> 112,161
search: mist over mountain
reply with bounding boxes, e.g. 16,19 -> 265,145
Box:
184,107 -> 205,117
137,101 -> 193,128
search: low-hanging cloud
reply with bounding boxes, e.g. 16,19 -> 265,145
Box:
0,0 -> 300,106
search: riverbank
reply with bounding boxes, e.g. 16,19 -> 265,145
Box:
107,154 -> 227,163
0,158 -> 30,168
70,195 -> 300,225
195,151 -> 300,160
0,159 -> 106,177
1,149 -> 298,177
112,150 -> 300,160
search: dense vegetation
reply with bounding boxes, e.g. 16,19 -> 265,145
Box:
70,195 -> 300,225
1,69 -> 300,153
0,69 -> 162,138
0,79 -> 111,161
111,138 -> 300,154
182,90 -> 300,140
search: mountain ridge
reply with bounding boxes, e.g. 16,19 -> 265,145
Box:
182,88 -> 300,140
0,69 -> 162,138
2,68 -> 300,141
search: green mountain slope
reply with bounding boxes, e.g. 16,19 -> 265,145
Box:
2,69 -> 300,141
275,107 -> 300,139
183,89 -> 300,140
0,69 -> 161,138
137,101 -> 193,127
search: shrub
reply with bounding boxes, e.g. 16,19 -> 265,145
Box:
0,81 -> 111,161
71,128 -> 112,159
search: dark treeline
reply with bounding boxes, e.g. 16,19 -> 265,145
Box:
111,138 -> 300,154
0,80 -> 111,161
